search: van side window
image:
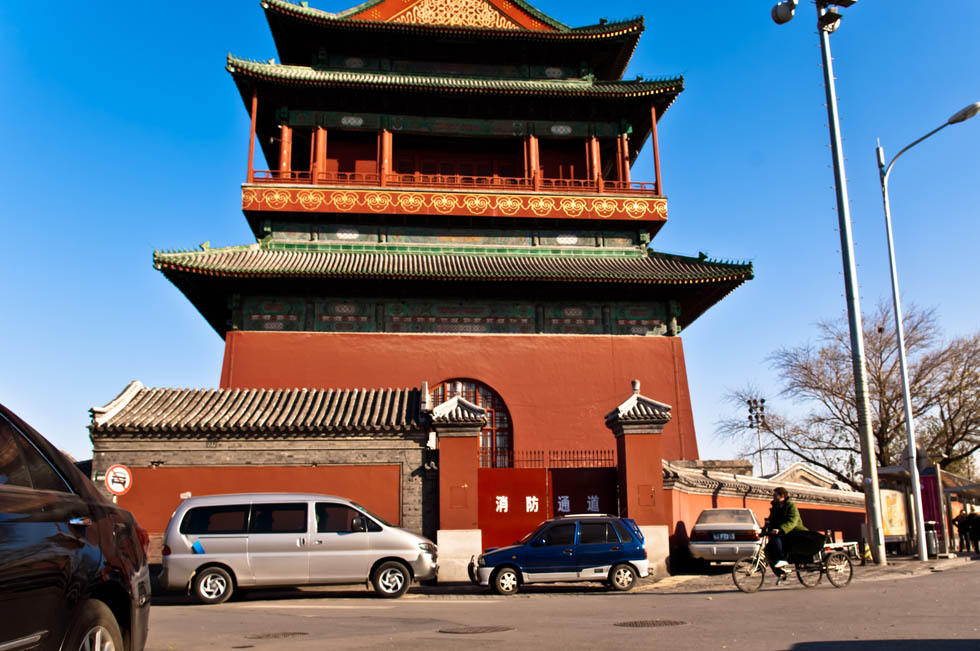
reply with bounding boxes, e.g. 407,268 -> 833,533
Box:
579,522 -> 616,544
316,503 -> 363,533
543,523 -> 576,546
610,519 -> 633,543
180,505 -> 249,535
249,503 -> 308,534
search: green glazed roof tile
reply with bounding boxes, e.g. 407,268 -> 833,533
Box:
154,243 -> 752,285
227,55 -> 683,97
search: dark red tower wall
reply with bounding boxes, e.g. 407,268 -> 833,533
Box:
219,331 -> 700,460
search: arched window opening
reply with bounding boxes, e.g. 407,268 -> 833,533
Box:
431,379 -> 513,468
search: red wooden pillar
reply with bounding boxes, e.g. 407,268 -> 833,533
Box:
649,105 -> 662,195
379,129 -> 392,186
313,127 -> 328,183
528,134 -> 541,191
604,380 -> 670,526
620,134 -> 631,185
615,137 -> 623,185
589,135 -> 603,192
523,138 -> 529,182
278,124 -> 293,177
246,89 -> 257,183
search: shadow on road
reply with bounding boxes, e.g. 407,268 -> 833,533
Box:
792,642 -> 979,650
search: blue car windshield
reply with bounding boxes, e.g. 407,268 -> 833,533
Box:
518,522 -> 549,544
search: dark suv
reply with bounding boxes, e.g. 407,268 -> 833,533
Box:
470,515 -> 648,595
0,403 -> 151,651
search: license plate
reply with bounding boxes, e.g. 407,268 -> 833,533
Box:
713,532 -> 735,541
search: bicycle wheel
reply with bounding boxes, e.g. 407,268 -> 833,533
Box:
732,556 -> 766,593
825,551 -> 853,587
795,560 -> 822,588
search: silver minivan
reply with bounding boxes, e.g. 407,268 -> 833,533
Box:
159,493 -> 437,602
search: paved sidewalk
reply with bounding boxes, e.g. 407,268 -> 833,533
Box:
854,552 -> 976,581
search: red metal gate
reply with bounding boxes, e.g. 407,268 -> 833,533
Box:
477,465 -> 618,550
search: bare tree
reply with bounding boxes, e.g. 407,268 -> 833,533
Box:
717,302 -> 976,489
918,332 -> 980,476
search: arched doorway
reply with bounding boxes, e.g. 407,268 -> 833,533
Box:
431,379 -> 513,468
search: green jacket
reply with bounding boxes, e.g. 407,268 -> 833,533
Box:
769,498 -> 807,534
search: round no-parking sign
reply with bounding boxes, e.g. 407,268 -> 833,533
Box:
104,464 -> 133,496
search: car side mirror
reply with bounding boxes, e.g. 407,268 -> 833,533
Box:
531,538 -> 546,547
351,517 -> 366,533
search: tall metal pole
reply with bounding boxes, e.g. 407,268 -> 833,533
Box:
873,100 -> 980,560
815,1 -> 886,565
876,138 -> 941,562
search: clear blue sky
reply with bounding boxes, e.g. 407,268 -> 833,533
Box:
1,1 -> 978,464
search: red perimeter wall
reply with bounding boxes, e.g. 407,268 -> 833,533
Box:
664,489 -> 867,548
219,331 -> 699,460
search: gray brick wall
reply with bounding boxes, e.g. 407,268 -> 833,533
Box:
91,434 -> 438,540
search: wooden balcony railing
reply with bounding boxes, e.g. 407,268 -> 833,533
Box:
251,169 -> 659,196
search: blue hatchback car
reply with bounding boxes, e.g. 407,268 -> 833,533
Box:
469,515 -> 648,595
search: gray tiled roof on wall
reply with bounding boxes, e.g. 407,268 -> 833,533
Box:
90,381 -> 424,437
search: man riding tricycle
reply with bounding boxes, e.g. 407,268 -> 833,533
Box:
732,487 -> 854,593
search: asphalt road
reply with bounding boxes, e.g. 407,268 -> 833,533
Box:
146,562 -> 980,650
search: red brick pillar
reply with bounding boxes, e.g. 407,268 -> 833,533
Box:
437,434 -> 479,529
430,393 -> 486,581
605,380 -> 671,526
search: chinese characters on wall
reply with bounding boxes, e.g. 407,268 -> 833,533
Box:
495,493 -> 601,513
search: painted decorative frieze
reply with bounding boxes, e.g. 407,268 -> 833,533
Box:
243,187 -> 668,222
391,0 -> 520,30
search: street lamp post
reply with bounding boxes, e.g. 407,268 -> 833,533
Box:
771,0 -> 887,564
747,398 -> 766,476
875,101 -> 980,562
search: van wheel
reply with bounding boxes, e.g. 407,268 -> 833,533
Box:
372,561 -> 410,598
64,600 -> 122,651
609,564 -> 637,591
194,566 -> 234,604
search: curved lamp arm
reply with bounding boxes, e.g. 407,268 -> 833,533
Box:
878,101 -> 980,185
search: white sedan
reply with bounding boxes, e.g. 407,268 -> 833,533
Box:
688,508 -> 762,562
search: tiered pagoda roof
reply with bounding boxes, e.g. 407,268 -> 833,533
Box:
154,241 -> 752,335
261,0 -> 644,79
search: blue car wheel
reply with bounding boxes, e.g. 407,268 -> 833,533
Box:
609,564 -> 636,591
492,567 -> 520,595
